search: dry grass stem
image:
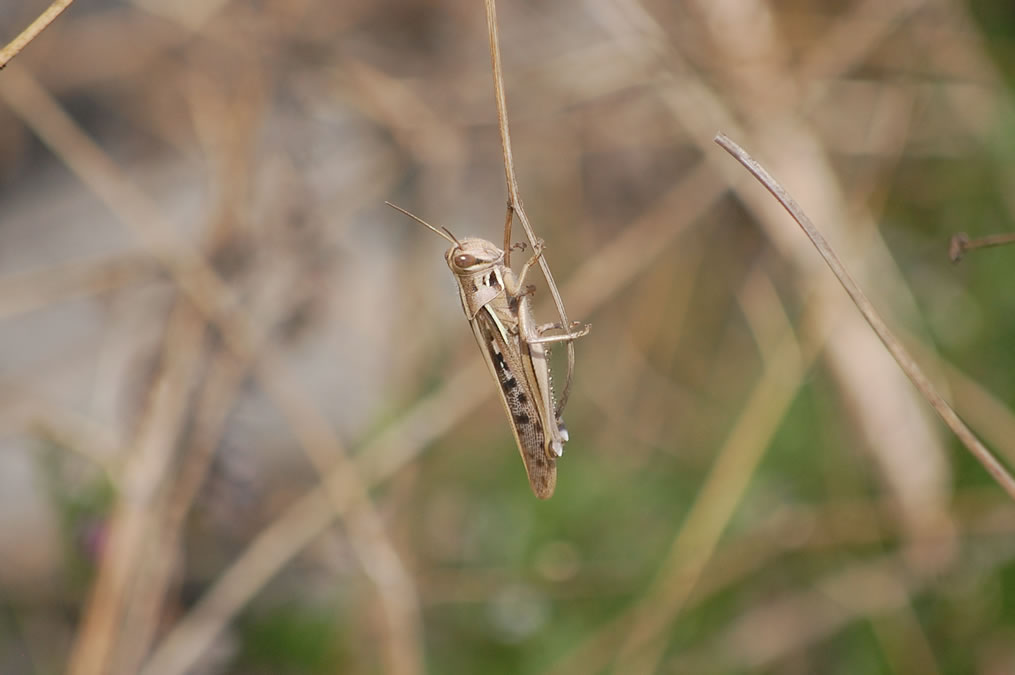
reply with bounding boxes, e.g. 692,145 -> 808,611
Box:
895,328 -> 1015,464
4,3 -> 1015,673
144,156 -> 721,674
869,608 -> 943,675
949,231 -> 1015,262
484,0 -> 581,412
589,0 -> 950,552
549,284 -> 818,675
715,132 -> 1015,502
68,299 -> 205,675
0,255 -> 156,320
0,0 -> 76,69
667,0 -> 949,541
8,392 -> 122,479
0,64 -> 423,675
140,483 -> 340,675
113,349 -> 247,674
612,275 -> 811,675
670,552 -> 947,671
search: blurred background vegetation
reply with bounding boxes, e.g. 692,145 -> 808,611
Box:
1,0 -> 1015,673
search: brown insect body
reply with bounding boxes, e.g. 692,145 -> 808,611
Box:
446,238 -> 563,498
387,203 -> 588,499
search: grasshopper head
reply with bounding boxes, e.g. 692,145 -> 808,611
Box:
445,238 -> 504,274
384,201 -> 505,277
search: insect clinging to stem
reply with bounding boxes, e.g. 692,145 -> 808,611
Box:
387,201 -> 589,499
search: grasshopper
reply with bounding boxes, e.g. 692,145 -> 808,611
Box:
387,202 -> 590,499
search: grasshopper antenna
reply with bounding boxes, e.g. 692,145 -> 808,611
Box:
385,201 -> 461,247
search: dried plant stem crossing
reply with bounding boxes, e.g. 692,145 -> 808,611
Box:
715,132 -> 1015,502
0,63 -> 423,675
0,0 -> 75,69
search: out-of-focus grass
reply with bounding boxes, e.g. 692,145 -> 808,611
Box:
2,1 -> 1015,674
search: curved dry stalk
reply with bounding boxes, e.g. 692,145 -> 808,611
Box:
0,0 -> 75,69
600,0 -> 951,545
902,334 -> 1015,465
484,0 -> 581,413
715,132 -> 1015,502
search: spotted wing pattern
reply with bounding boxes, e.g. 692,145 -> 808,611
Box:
472,308 -> 557,499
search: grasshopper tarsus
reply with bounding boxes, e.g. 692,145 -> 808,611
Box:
536,320 -> 588,336
515,239 -> 545,289
526,323 -> 590,346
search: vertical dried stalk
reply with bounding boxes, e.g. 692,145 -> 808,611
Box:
68,299 -> 206,675
0,64 -> 423,675
113,348 -> 247,674
484,0 -> 579,412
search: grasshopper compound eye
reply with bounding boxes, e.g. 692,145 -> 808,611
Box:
454,253 -> 478,268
